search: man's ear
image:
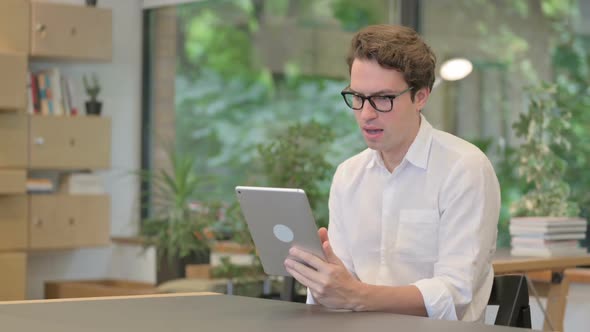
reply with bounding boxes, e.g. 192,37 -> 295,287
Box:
414,87 -> 430,111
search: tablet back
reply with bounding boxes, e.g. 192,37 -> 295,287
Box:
235,186 -> 326,276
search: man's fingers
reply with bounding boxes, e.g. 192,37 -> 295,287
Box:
285,263 -> 321,292
284,258 -> 322,288
322,240 -> 342,265
318,227 -> 329,244
289,247 -> 325,270
316,228 -> 343,265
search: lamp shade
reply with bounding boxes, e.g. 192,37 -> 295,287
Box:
440,58 -> 473,81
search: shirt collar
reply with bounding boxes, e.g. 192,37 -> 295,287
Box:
365,114 -> 433,170
404,114 -> 433,170
366,150 -> 382,169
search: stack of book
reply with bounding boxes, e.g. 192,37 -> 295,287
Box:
59,173 -> 104,194
26,178 -> 54,193
27,67 -> 78,116
509,217 -> 588,257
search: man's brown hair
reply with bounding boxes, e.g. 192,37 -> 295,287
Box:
346,24 -> 437,99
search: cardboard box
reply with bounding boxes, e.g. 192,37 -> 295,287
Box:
45,279 -> 158,299
185,264 -> 211,279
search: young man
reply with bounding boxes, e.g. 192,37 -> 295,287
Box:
284,24 -> 500,322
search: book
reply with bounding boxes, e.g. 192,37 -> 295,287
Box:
26,178 -> 54,193
44,72 -> 53,114
48,68 -> 65,116
511,238 -> 580,249
30,72 -> 40,114
510,218 -> 587,227
37,72 -> 49,115
509,224 -> 587,234
60,76 -> 71,115
510,216 -> 586,222
510,246 -> 588,257
510,233 -> 587,240
59,173 -> 104,194
26,73 -> 34,114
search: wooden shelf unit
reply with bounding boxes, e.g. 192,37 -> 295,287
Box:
0,0 -> 113,301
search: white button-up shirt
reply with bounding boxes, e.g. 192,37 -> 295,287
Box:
308,115 -> 500,322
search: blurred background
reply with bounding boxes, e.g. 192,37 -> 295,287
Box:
142,0 -> 590,252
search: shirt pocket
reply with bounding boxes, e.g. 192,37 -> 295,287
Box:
395,209 -> 439,261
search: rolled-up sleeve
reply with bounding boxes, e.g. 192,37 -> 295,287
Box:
413,278 -> 459,319
413,153 -> 500,321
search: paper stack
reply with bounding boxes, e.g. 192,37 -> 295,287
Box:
59,173 -> 104,194
26,178 -> 54,193
509,217 -> 588,257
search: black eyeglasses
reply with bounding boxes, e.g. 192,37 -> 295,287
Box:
340,87 -> 413,113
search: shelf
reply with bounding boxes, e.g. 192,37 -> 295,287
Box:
0,0 -> 114,302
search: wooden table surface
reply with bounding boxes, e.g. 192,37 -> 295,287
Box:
0,293 -> 530,332
493,248 -> 590,331
493,248 -> 590,274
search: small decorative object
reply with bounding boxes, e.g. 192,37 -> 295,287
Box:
86,0 -> 98,6
83,73 -> 102,116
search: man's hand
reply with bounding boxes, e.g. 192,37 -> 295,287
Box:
284,227 -> 364,310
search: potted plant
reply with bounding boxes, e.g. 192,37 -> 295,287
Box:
83,73 -> 102,116
509,82 -> 584,256
256,120 -> 335,228
253,120 -> 336,301
139,149 -> 218,282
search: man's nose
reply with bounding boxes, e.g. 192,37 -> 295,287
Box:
360,100 -> 379,120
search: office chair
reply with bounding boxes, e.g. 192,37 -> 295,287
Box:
488,274 -> 532,328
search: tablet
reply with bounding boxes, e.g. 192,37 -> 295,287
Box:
235,186 -> 326,276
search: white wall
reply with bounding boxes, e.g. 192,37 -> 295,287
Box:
27,0 -> 156,299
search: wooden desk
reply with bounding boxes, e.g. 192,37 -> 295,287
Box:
493,249 -> 590,331
0,292 -> 528,332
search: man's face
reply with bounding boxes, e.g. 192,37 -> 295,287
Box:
349,58 -> 428,157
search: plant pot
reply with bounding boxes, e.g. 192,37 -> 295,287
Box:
156,248 -> 211,284
185,263 -> 212,279
85,101 -> 102,116
86,0 -> 98,6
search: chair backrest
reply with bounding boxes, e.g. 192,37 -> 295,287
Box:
488,274 -> 532,328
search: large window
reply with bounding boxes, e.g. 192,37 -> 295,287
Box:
143,0 -> 590,248
143,0 -> 401,228
421,0 -> 590,246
